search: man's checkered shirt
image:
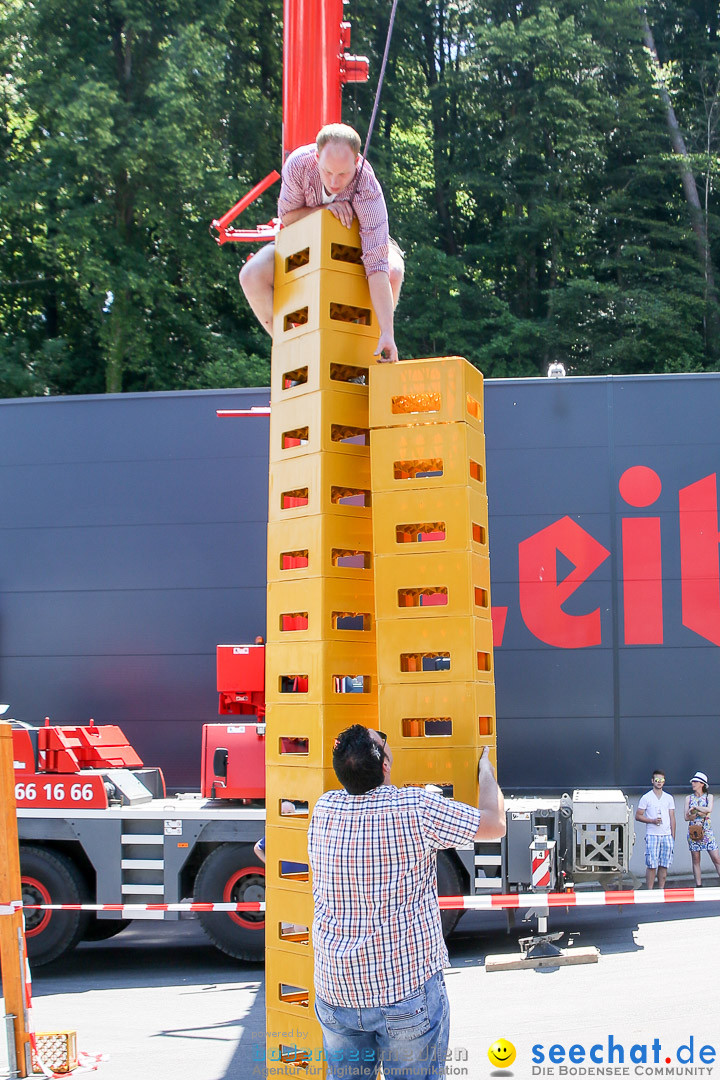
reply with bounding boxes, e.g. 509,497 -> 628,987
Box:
277,143 -> 390,277
307,785 -> 481,1007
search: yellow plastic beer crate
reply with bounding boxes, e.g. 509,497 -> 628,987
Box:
375,615 -> 494,684
264,824 -> 312,891
270,329 -> 377,402
370,422 -> 486,494
371,485 -> 488,558
265,887 -> 314,954
265,639 -> 378,705
265,765 -> 340,829
266,947 -> 316,1017
264,702 -> 379,769
265,1007 -> 324,1074
267,514 -> 375,584
378,681 -> 496,748
270,388 -> 371,462
267,576 -> 376,644
369,356 -> 484,431
390,746 -> 488,805
275,210 -> 366,287
374,550 -> 491,622
32,1032 -> 78,1075
273,271 -> 377,343
268,452 -> 372,522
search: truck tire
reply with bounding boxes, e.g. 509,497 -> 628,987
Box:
437,850 -> 465,938
20,846 -> 90,966
194,843 -> 265,961
83,917 -> 130,942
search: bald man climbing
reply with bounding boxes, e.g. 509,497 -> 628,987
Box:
239,122 -> 404,363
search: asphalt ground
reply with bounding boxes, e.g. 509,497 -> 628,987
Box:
2,898 -> 719,1080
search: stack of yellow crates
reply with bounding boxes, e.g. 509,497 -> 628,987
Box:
369,357 -> 497,803
264,210 -> 381,1074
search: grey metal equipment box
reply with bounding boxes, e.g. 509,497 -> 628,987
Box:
504,796 -> 572,890
502,791 -> 635,891
571,788 -> 634,878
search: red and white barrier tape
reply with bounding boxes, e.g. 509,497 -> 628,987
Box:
0,900 -> 22,915
16,887 -> 720,915
23,901 -> 264,912
438,887 -> 720,909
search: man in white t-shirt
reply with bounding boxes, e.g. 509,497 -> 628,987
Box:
635,769 -> 676,888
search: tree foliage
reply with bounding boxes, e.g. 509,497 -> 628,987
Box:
1,0 -> 719,394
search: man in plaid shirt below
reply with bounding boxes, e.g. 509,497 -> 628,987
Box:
307,726 -> 505,1079
239,122 -> 404,363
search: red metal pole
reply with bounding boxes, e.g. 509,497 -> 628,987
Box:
283,0 -> 345,157
213,171 -> 281,231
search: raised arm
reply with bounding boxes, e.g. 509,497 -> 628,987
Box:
473,747 -> 506,841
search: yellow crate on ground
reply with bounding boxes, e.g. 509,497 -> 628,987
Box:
371,485 -> 488,558
267,576 -> 376,644
369,356 -> 484,430
32,1032 -> 78,1075
265,1007 -> 325,1075
275,209 -> 366,287
273,271 -> 377,344
265,887 -> 314,954
390,747 -> 486,805
375,615 -> 494,684
264,824 -> 312,890
370,422 -> 486,493
374,550 -> 491,622
270,329 -> 377,402
267,514 -> 375,583
265,703 -> 379,769
266,946 -> 316,1017
265,765 -> 339,828
270,388 -> 371,462
268,451 -> 372,522
265,639 -> 378,705
378,681 -> 496,747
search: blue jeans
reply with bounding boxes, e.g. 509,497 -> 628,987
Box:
314,970 -> 449,1079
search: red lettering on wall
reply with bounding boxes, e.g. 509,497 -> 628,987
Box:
518,517 -> 610,648
619,467 -> 663,644
679,473 -> 720,646
491,606 -> 508,647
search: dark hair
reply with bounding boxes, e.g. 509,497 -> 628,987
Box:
332,724 -> 384,795
652,769 -> 665,779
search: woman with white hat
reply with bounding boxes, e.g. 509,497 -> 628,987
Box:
684,772 -> 720,886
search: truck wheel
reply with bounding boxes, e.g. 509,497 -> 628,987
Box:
83,917 -> 131,942
20,846 -> 90,966
437,851 -> 465,938
194,844 -> 265,961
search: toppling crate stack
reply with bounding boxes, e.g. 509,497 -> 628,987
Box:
369,357 -> 497,805
264,210 -> 382,1074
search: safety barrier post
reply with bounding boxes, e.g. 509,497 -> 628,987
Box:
0,722 -> 31,1077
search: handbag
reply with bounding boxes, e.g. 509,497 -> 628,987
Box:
689,820 -> 704,843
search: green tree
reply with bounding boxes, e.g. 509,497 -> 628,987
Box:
0,0 -> 282,396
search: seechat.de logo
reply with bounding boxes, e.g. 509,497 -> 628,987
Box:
489,1039 -> 516,1070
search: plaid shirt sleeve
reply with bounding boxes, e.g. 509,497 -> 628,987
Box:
277,145 -> 317,217
419,790 -> 481,851
351,160 -> 390,277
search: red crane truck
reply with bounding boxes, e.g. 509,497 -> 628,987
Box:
11,643 -> 634,966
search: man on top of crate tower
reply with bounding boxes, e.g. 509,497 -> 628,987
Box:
239,122 -> 404,363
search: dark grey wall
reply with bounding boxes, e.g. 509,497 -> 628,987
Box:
0,388 -> 269,787
2,374 -> 719,792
